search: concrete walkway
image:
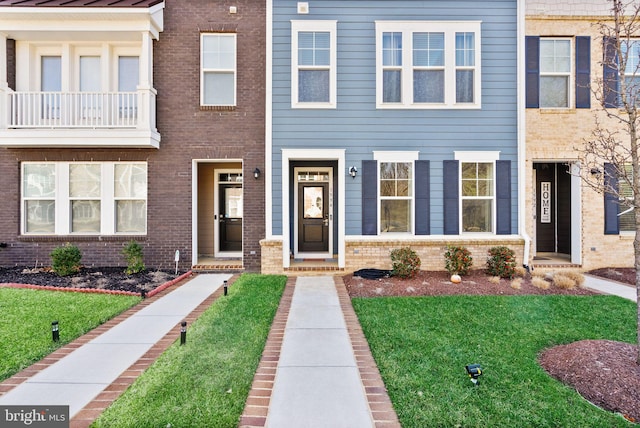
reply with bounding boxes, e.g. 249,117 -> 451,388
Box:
583,274 -> 637,301
266,276 -> 373,427
0,273 -> 231,419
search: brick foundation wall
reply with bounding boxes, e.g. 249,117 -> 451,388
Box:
261,237 -> 526,274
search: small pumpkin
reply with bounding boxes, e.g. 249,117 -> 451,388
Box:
450,274 -> 462,284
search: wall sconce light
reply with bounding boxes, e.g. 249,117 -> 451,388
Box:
590,167 -> 602,176
466,363 -> 483,385
349,166 -> 358,179
254,168 -> 261,179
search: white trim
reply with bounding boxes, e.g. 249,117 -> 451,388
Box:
373,151 -> 419,161
281,149 -> 345,268
191,159 -> 244,266
454,151 -> 500,162
266,0 -> 274,239
570,162 -> 582,265
214,168 -> 243,258
293,167 -> 333,258
375,20 -> 482,109
291,20 -> 337,109
517,0 -> 531,266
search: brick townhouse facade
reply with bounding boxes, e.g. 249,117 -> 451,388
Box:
526,0 -> 636,270
0,0 -> 266,271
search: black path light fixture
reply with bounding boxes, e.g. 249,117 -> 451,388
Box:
180,321 -> 187,345
466,363 -> 483,385
52,320 -> 59,342
224,279 -> 228,296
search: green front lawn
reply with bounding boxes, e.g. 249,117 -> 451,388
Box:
0,288 -> 141,380
353,295 -> 637,427
93,274 -> 286,428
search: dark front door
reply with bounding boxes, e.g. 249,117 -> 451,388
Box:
535,163 -> 571,254
298,183 -> 329,253
219,183 -> 242,252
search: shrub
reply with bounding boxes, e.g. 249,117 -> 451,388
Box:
553,274 -> 576,290
122,241 -> 145,275
390,247 -> 421,279
532,277 -> 551,290
50,243 -> 82,276
559,270 -> 585,287
510,278 -> 522,290
489,276 -> 501,284
444,245 -> 473,276
486,246 -> 517,278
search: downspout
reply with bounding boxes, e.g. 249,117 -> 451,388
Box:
517,0 -> 532,271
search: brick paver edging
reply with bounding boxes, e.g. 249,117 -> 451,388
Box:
238,276 -> 400,428
239,276 -> 296,428
333,275 -> 401,428
70,273 -> 239,428
0,272 -> 238,428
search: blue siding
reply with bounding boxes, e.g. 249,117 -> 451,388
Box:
271,0 -> 518,235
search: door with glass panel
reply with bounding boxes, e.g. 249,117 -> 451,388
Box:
216,171 -> 243,255
296,169 -> 331,256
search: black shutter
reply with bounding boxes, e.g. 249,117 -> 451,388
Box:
415,160 -> 430,235
576,36 -> 591,109
603,37 -> 619,108
362,160 -> 377,235
443,160 -> 459,235
495,160 -> 511,235
525,36 -> 540,108
604,162 -> 620,234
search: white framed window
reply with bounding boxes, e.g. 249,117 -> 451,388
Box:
291,20 -> 337,108
376,21 -> 481,109
373,151 -> 419,234
540,38 -> 572,108
201,33 -> 237,107
621,39 -> 640,106
21,162 -> 147,235
455,151 -> 498,233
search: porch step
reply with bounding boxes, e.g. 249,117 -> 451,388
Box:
530,263 -> 581,270
192,264 -> 244,273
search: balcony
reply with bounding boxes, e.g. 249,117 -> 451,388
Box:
0,88 -> 160,148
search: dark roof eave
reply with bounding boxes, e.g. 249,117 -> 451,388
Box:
0,0 -> 163,7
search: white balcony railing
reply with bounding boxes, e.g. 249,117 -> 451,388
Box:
9,91 -> 138,128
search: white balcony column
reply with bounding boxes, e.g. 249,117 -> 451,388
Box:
0,33 -> 9,129
137,31 -> 154,131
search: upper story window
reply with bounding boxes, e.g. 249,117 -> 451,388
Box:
376,21 -> 482,109
526,36 -> 591,109
539,39 -> 571,108
22,162 -> 147,235
620,40 -> 640,106
291,20 -> 337,108
201,33 -> 237,107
